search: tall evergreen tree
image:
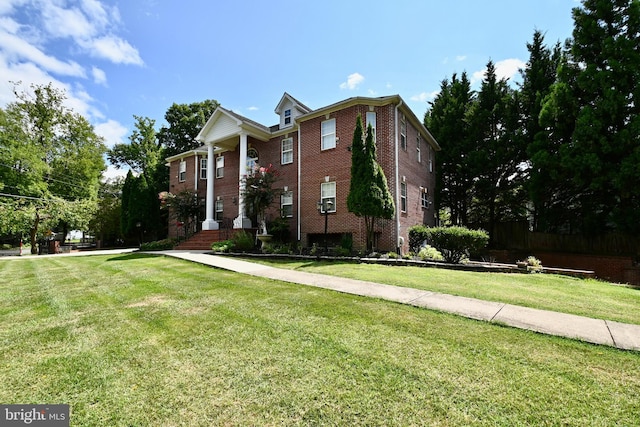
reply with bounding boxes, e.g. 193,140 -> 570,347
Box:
425,72 -> 475,225
347,116 -> 394,251
542,0 -> 640,234
520,30 -> 563,231
467,61 -> 524,242
109,116 -> 166,239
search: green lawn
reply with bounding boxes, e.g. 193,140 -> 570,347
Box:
1,254 -> 639,426
242,257 -> 640,325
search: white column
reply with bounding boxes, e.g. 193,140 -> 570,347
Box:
202,144 -> 219,230
233,133 -> 252,229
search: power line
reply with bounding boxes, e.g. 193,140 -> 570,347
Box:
0,192 -> 47,201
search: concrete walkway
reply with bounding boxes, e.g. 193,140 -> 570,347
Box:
4,248 -> 639,351
160,250 -> 640,352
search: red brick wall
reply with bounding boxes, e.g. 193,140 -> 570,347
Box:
167,99 -> 438,253
395,110 -> 437,253
537,252 -> 638,284
168,156 -> 207,237
251,133 -> 299,239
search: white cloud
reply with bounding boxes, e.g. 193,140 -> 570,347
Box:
340,72 -> 364,90
0,0 -> 27,15
456,55 -> 467,62
92,66 -> 107,85
367,89 -> 377,96
411,90 -> 440,103
102,164 -> 129,181
94,119 -> 128,149
247,106 -> 258,111
472,58 -> 526,83
0,30 -> 86,77
41,2 -> 95,40
85,36 -> 143,65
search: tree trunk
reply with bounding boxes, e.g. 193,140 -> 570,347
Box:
30,210 -> 40,254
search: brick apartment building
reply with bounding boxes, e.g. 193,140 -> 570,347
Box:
166,93 -> 441,253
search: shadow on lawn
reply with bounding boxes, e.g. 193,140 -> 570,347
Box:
107,252 -> 162,262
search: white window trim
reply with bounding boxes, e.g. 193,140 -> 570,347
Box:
321,118 -> 336,150
421,188 -> 430,209
200,157 -> 207,179
216,156 -> 224,179
281,190 -> 293,218
215,199 -> 223,221
281,137 -> 293,165
417,135 -> 421,163
320,181 -> 336,213
429,148 -> 433,173
400,115 -> 407,151
400,182 -> 407,213
179,160 -> 186,182
366,111 -> 376,143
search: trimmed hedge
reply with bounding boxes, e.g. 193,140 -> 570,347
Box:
408,225 -> 489,264
140,238 -> 177,251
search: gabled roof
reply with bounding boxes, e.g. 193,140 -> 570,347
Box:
274,92 -> 312,115
296,94 -> 441,151
192,93 -> 440,152
196,106 -> 271,145
165,145 -> 208,163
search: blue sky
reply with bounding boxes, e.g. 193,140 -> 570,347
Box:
0,0 -> 578,179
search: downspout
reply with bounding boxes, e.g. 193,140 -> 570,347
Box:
297,124 -> 302,242
194,153 -> 198,192
394,100 -> 402,253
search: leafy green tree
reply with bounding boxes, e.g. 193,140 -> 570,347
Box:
424,72 -> 475,225
89,178 -> 124,247
158,100 -> 219,158
109,116 -> 166,239
108,116 -> 162,181
347,115 -> 395,251
0,83 -> 105,252
120,170 -> 134,237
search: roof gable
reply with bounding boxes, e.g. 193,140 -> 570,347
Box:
196,106 -> 271,145
274,92 -> 312,115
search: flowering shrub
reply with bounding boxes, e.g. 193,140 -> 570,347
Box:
242,164 -> 281,234
159,190 -> 202,237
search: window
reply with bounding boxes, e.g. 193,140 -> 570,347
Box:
179,160 -> 186,182
400,115 -> 406,151
215,198 -> 223,221
366,111 -> 376,142
216,156 -> 224,178
284,109 -> 291,126
320,181 -> 336,213
321,118 -> 336,150
200,158 -> 207,179
429,148 -> 433,173
247,147 -> 259,170
281,190 -> 293,217
281,138 -> 293,165
417,135 -> 421,163
400,182 -> 407,212
421,188 -> 430,209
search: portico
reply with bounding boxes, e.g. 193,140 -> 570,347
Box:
195,107 -> 271,230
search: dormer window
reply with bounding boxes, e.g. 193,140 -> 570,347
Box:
284,109 -> 291,126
